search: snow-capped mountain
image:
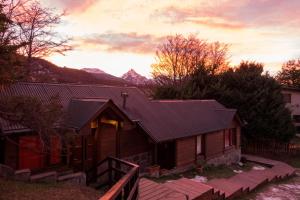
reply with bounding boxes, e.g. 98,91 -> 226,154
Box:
121,69 -> 149,85
81,68 -> 105,74
81,67 -> 130,85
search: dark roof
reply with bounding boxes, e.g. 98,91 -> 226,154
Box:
67,98 -> 109,129
281,86 -> 300,92
0,82 -> 240,142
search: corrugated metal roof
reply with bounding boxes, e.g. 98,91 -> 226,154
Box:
0,82 -> 239,142
66,98 -> 108,129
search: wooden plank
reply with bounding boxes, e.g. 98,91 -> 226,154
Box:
207,178 -> 243,199
163,181 -> 201,199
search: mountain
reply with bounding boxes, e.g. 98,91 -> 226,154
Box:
81,68 -> 105,74
24,58 -> 130,86
121,69 -> 150,85
81,68 -> 130,86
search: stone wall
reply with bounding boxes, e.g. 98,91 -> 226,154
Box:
206,148 -> 241,166
0,164 -> 14,178
123,151 -> 152,172
0,163 -> 86,185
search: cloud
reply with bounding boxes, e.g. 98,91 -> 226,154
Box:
153,0 -> 300,29
50,0 -> 98,13
80,32 -> 166,54
188,18 -> 244,30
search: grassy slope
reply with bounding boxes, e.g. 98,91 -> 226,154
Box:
146,163 -> 254,183
0,178 -> 101,200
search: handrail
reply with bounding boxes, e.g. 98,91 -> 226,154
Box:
86,156 -> 139,200
86,157 -> 110,184
100,165 -> 139,200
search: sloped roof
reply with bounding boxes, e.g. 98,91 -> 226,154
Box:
0,82 -> 239,142
67,98 -> 108,129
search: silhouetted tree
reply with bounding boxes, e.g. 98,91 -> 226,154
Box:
151,34 -> 229,86
214,62 -> 295,142
0,95 -> 63,151
153,61 -> 295,142
14,0 -> 72,62
0,1 -> 24,86
276,59 -> 300,88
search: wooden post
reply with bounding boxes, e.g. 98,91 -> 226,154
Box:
154,144 -> 158,164
116,121 -> 121,158
108,158 -> 113,187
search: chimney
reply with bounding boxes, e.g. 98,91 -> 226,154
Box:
121,92 -> 129,109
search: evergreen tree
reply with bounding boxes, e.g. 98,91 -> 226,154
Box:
0,3 -> 24,86
214,62 -> 295,142
153,61 -> 296,142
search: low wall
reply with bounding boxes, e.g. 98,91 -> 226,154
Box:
206,148 -> 241,165
0,164 -> 86,185
123,151 -> 152,172
0,164 -> 14,178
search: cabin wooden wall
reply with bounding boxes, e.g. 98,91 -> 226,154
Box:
176,137 -> 195,167
3,136 -> 18,169
230,119 -> 241,148
119,128 -> 151,158
205,130 -> 224,159
71,122 -> 153,171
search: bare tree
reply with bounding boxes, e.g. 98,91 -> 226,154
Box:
208,42 -> 230,75
14,0 -> 72,62
276,59 -> 300,88
151,34 -> 229,86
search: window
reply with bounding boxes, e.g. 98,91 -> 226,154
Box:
293,115 -> 300,123
296,126 -> 300,133
283,93 -> 291,103
224,131 -> 230,147
196,135 -> 205,155
231,128 -> 237,146
224,128 -> 237,148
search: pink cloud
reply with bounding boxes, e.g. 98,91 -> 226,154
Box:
154,0 -> 300,29
80,32 -> 166,54
51,0 -> 98,13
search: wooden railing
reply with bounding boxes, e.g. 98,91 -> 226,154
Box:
86,157 -> 140,200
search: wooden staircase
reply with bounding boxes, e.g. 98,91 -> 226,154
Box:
138,155 -> 296,200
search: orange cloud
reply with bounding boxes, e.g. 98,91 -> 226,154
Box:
188,18 -> 244,30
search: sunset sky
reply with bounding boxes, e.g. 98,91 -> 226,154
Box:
42,0 -> 300,77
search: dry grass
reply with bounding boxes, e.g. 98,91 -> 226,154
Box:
0,178 -> 101,200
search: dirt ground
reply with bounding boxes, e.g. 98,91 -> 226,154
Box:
0,178 -> 101,200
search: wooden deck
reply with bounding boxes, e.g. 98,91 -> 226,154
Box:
139,178 -> 188,200
163,178 -> 214,200
138,155 -> 296,200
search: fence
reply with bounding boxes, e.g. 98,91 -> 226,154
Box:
242,141 -> 300,155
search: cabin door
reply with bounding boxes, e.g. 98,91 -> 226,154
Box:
19,136 -> 45,170
0,138 -> 4,164
96,123 -> 117,162
157,141 -> 176,169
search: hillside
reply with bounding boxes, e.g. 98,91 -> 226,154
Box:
24,58 -> 130,86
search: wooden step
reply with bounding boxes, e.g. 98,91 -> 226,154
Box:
139,178 -> 187,200
207,178 -> 243,199
163,178 -> 214,200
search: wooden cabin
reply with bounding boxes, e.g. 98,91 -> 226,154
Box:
0,83 -> 242,173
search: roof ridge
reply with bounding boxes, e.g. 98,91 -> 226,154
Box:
14,81 -> 139,89
151,99 -> 217,102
